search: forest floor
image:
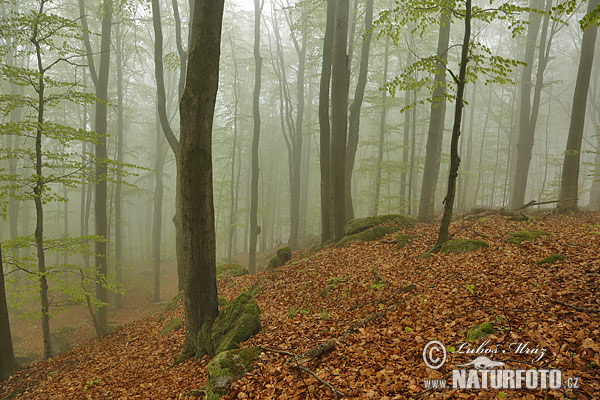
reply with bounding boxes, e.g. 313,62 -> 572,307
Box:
1,212 -> 599,399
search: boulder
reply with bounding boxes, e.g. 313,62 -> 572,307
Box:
216,263 -> 248,280
343,214 -> 415,237
335,225 -> 399,247
440,238 -> 489,254
505,230 -> 546,245
266,246 -> 292,270
205,346 -> 262,400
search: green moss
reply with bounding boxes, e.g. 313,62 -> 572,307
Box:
216,263 -> 248,280
505,230 -> 547,245
440,238 -> 489,254
335,225 -> 399,247
466,322 -> 494,342
266,246 -> 292,270
417,251 -> 431,260
160,316 -> 182,336
198,290 -> 261,357
343,214 -> 415,237
205,347 -> 262,400
537,254 -> 565,265
396,234 -> 410,249
218,296 -> 228,306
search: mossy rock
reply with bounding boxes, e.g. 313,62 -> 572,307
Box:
198,288 -> 261,357
343,214 -> 415,237
216,263 -> 249,280
396,234 -> 410,249
537,254 -> 565,265
50,327 -> 74,355
205,346 -> 262,400
266,246 -> 292,270
466,322 -> 494,342
505,230 -> 546,245
160,316 -> 183,336
417,251 -> 431,260
335,225 -> 400,247
440,238 -> 489,254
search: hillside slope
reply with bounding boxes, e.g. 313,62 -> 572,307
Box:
1,213 -> 599,399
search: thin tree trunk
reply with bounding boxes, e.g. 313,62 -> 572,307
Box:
346,0 -> 374,221
400,51 -> 411,214
227,35 -> 240,263
152,107 -> 165,302
249,0 -> 263,273
372,35 -> 390,217
510,0 -> 543,208
330,0 -> 350,241
558,0 -> 599,212
437,0 -> 471,246
178,0 -> 224,360
319,0 -> 335,243
114,22 -> 124,309
418,10 -> 451,222
474,86 -> 493,204
490,88 -> 505,206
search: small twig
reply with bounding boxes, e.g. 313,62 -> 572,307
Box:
258,345 -> 294,357
550,298 -> 600,314
292,364 -> 347,400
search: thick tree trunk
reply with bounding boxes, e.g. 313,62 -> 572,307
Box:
345,0 -> 374,221
178,0 -> 224,359
510,0 -> 544,209
0,245 -> 16,381
558,0 -> 599,212
319,0 -> 335,244
330,0 -> 349,241
249,0 -> 263,274
418,10 -> 451,222
437,0 -> 471,246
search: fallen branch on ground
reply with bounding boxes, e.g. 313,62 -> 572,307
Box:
550,298 -> 600,314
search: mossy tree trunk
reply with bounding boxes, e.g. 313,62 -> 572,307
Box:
0,244 -> 17,381
178,0 -> 224,359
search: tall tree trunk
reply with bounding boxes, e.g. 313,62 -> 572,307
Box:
114,22 -> 124,309
346,0 -> 374,221
490,88 -> 505,206
510,0 -> 545,208
330,0 -> 349,241
319,0 -> 335,243
31,14 -> 52,358
418,10 -> 451,222
0,244 -> 16,381
437,0 -> 471,246
249,0 -> 263,273
474,86 -> 493,204
227,35 -> 240,263
178,0 -> 224,359
372,36 -> 390,217
93,0 -> 112,338
152,106 -> 165,303
558,0 -> 599,212
151,0 -> 184,291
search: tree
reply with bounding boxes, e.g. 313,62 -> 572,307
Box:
79,0 -> 113,337
418,9 -> 451,222
330,0 -> 350,241
558,0 -> 599,212
319,0 -> 335,244
0,244 -> 17,381
178,0 -> 224,359
249,0 -> 264,273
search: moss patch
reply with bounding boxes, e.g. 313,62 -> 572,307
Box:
505,230 -> 546,245
198,287 -> 261,357
218,296 -> 228,306
160,316 -> 182,336
417,251 -> 431,260
216,263 -> 248,280
205,346 -> 262,400
440,238 -> 489,254
466,322 -> 494,342
335,225 -> 400,247
266,246 -> 292,270
343,214 -> 415,237
396,234 -> 410,249
537,254 -> 565,265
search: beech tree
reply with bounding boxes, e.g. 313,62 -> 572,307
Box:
0,244 -> 16,381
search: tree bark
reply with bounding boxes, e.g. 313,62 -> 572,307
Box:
330,0 -> 349,241
178,0 -> 224,359
510,0 -> 544,209
114,22 -> 125,309
249,0 -> 263,273
152,105 -> 165,303
319,0 -> 335,244
558,0 -> 599,212
437,0 -> 471,246
418,10 -> 451,222
372,35 -> 390,217
0,244 -> 16,381
346,0 -> 374,221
